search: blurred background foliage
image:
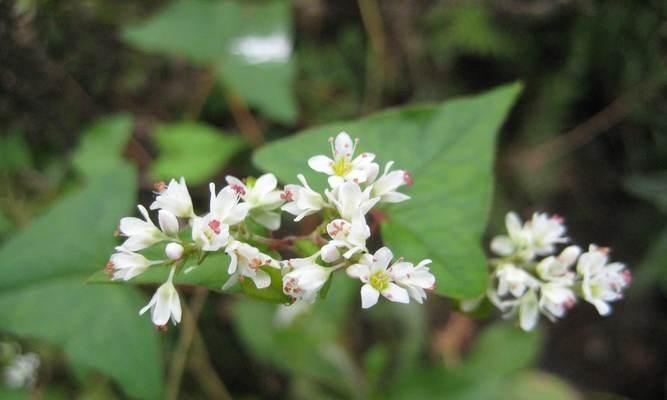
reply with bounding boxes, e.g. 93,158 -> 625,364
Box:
0,0 -> 666,399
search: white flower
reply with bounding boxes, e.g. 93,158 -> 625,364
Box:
539,283 -> 576,321
150,177 -> 194,218
369,161 -> 411,203
226,173 -> 284,230
518,289 -> 539,331
108,251 -> 162,281
388,258 -> 436,304
577,245 -> 631,316
223,241 -> 275,290
495,264 -> 539,298
528,212 -> 568,256
536,245 -> 580,284
308,132 -> 379,188
282,257 -> 332,302
326,181 -> 379,221
209,183 -> 250,226
281,174 -> 326,221
321,213 -> 370,262
346,247 -> 410,309
274,300 -> 312,327
117,205 -> 174,252
490,211 -> 567,260
3,352 -> 40,389
165,242 -> 185,260
140,267 -> 182,327
191,213 -> 230,252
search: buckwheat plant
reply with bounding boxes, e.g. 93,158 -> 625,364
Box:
105,132 -> 435,329
463,212 -> 632,331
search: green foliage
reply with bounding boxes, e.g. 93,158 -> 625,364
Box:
87,252 -> 231,290
0,166 -> 163,399
233,276 -> 359,396
240,267 -> 290,304
625,171 -> 667,213
624,172 -> 667,294
426,4 -> 519,61
0,132 -> 32,173
150,121 -> 245,185
254,83 -> 522,299
123,0 -> 297,123
71,114 -> 134,179
384,323 -> 575,400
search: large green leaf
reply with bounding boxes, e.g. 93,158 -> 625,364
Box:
233,275 -> 359,394
0,166 -> 163,399
386,323 -> 549,400
150,121 -> 245,185
71,114 -> 133,178
253,83 -> 522,299
123,0 -> 297,123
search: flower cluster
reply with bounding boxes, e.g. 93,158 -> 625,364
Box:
106,132 -> 435,329
464,212 -> 632,331
1,343 -> 40,389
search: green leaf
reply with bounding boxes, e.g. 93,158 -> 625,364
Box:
506,371 -> 581,400
233,275 -> 359,394
0,166 -> 163,399
87,252 -> 232,291
461,322 -> 542,378
150,121 -> 245,185
0,131 -> 32,172
624,171 -> 667,214
241,266 -> 290,304
386,322 -> 544,400
123,0 -> 297,123
254,83 -> 522,298
72,114 -> 133,178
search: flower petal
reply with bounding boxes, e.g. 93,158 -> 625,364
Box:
360,284 -> 380,309
382,283 -> 410,304
308,155 -> 335,174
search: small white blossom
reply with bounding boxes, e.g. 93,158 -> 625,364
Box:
3,352 -> 40,389
346,247 -> 411,309
495,263 -> 540,298
117,205 -> 173,252
223,241 -> 275,290
108,251 -> 162,281
387,258 -> 436,304
150,177 -> 195,218
165,242 -> 185,260
326,181 -> 379,221
369,161 -> 411,203
321,212 -> 370,262
490,212 -> 567,261
281,174 -> 326,221
536,245 -> 580,284
539,283 -> 576,321
274,300 -> 312,327
308,132 -> 379,188
282,257 -> 332,302
140,267 -> 181,327
577,245 -> 631,316
518,289 -> 539,331
226,173 -> 284,230
209,183 -> 250,226
529,212 -> 568,256
191,213 -> 230,252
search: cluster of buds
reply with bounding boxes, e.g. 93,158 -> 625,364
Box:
106,132 -> 436,329
464,212 -> 632,331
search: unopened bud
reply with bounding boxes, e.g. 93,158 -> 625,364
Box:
165,242 -> 184,260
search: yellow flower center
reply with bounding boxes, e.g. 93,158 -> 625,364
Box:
332,157 -> 353,177
369,270 -> 390,292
